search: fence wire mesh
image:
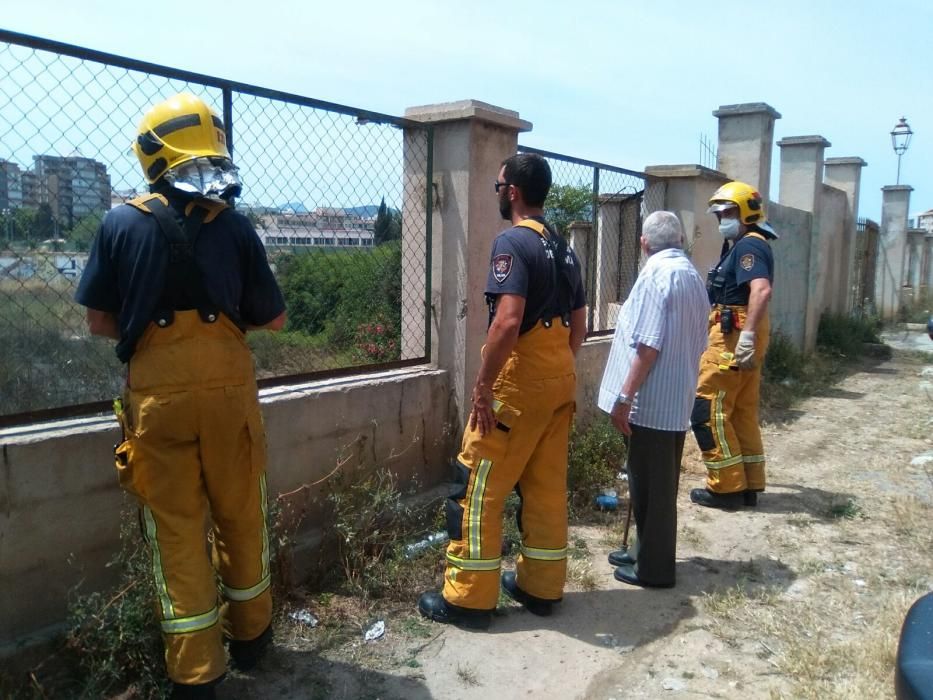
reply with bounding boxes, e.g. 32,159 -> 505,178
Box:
518,145 -> 658,335
0,32 -> 431,423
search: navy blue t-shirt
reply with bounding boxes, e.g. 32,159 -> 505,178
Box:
76,198 -> 285,362
485,218 -> 586,333
708,232 -> 774,305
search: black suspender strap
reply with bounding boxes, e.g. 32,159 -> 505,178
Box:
145,197 -> 220,324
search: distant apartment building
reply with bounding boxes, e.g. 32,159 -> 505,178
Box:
0,159 -> 24,210
257,206 -> 376,248
27,154 -> 111,228
916,209 -> 933,233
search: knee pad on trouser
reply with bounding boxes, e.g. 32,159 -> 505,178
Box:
442,458 -> 503,610
691,393 -> 746,494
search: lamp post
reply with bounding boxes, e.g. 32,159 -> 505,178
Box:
890,116 -> 913,185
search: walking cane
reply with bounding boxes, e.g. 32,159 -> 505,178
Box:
621,490 -> 633,549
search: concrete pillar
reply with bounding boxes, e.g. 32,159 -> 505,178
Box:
875,185 -> 913,319
777,135 -> 831,349
644,164 -> 730,274
713,102 -> 781,202
402,100 -> 531,428
824,157 -> 867,312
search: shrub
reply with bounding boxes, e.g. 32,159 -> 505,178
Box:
65,506 -> 168,699
817,312 -> 881,357
567,414 -> 627,516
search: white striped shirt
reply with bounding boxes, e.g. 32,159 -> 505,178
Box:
597,248 -> 710,431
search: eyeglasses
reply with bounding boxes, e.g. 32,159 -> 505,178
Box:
494,180 -> 511,193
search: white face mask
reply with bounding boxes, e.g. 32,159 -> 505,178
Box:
719,218 -> 741,240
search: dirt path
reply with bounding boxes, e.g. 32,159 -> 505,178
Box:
232,349 -> 933,700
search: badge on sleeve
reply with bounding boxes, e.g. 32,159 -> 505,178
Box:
492,254 -> 513,284
740,253 -> 755,271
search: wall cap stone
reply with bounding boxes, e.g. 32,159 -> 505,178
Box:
404,100 -> 532,132
825,157 -> 868,167
645,164 -> 729,180
713,102 -> 781,119
777,135 -> 832,148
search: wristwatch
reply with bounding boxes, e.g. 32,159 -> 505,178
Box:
616,392 -> 632,406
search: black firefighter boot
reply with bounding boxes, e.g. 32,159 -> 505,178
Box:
228,624 -> 273,671
690,488 -> 744,510
169,675 -> 224,700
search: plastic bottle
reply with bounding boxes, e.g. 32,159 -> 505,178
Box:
403,531 -> 450,558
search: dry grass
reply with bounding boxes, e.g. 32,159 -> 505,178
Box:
702,486 -> 933,699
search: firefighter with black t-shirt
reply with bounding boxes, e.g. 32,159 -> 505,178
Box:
76,93 -> 285,699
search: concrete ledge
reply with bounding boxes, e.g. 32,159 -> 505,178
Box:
404,100 -> 532,132
882,185 -> 914,192
825,157 -> 868,167
777,135 -> 831,148
645,164 -> 728,180
713,102 -> 782,119
0,365 -> 452,647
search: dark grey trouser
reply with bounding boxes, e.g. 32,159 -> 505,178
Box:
626,424 -> 686,586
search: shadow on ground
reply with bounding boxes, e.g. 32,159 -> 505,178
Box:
481,555 -> 795,654
755,482 -> 858,520
224,647 -> 433,700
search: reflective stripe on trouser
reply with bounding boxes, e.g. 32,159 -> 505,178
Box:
690,307 -> 769,494
443,321 -> 576,609
116,311 -> 272,685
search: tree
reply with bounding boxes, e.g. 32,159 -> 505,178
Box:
545,183 -> 593,237
373,197 -> 402,245
69,214 -> 103,252
33,203 -> 56,241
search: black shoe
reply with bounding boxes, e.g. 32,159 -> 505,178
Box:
690,488 -> 743,510
228,625 -> 272,671
743,490 -> 760,507
170,678 -> 222,699
613,563 -> 674,589
418,590 -> 492,629
500,571 -> 561,616
607,549 -> 635,567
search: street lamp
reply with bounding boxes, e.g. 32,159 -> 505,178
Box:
890,116 -> 913,185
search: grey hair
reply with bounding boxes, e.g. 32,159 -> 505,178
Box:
642,211 -> 684,253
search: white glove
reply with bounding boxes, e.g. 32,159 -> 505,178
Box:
734,330 -> 757,369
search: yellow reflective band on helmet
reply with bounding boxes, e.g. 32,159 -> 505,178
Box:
705,454 -> 745,470
160,606 -> 220,635
520,545 -> 567,561
713,391 -> 732,459
222,574 -> 271,603
259,473 -> 270,581
445,552 -> 501,571
467,458 -> 493,559
743,454 -> 766,463
143,506 -> 175,620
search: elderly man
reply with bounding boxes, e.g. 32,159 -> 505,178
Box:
597,211 -> 709,588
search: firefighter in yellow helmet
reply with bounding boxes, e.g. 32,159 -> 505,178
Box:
76,93 -> 286,699
418,153 -> 588,628
690,181 -> 777,509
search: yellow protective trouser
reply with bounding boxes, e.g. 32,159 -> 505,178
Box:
114,311 -> 272,685
443,321 -> 576,610
691,306 -> 770,494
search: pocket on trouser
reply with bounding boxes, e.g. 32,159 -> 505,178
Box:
114,438 -> 145,500
246,408 -> 268,476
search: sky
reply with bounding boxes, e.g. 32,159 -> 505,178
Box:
3,0 -> 931,222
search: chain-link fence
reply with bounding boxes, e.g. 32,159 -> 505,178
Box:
0,30 -> 432,425
517,145 -> 659,335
